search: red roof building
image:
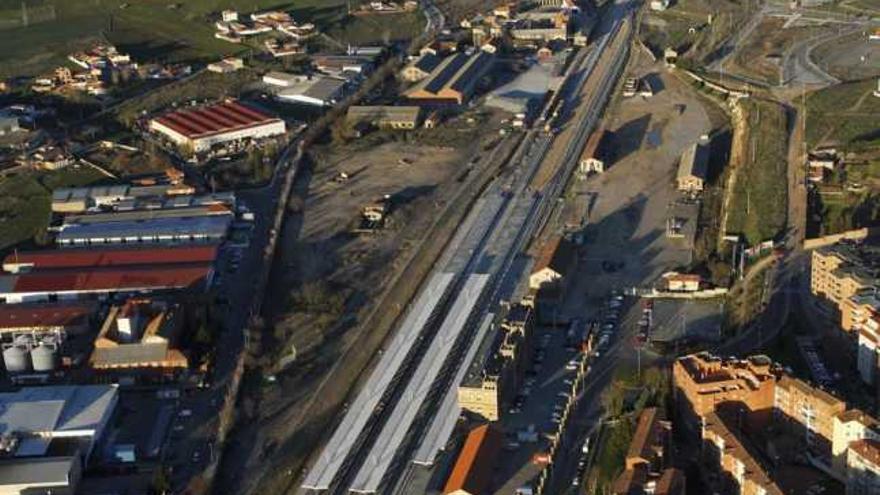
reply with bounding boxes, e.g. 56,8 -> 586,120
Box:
148,100 -> 286,152
0,302 -> 96,334
2,245 -> 219,273
0,264 -> 212,304
443,424 -> 502,495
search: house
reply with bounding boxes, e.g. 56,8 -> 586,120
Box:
401,53 -> 443,82
443,424 -> 502,495
579,128 -> 607,175
807,149 -> 839,183
676,138 -> 709,193
529,236 -> 574,290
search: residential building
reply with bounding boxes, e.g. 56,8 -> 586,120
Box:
89,299 -> 188,376
833,410 -> 880,474
528,236 -> 575,291
459,304 -> 533,421
672,353 -> 778,434
206,57 -> 245,73
701,411 -> 785,495
405,51 -> 494,105
443,424 -> 502,495
401,53 -> 443,82
0,385 -> 118,462
811,243 -> 880,313
774,375 -> 846,462
0,456 -> 82,495
612,408 -> 681,495
347,106 -> 422,130
846,439 -> 880,495
676,352 -> 880,482
579,128 -> 606,175
149,100 -> 286,153
676,139 -> 709,193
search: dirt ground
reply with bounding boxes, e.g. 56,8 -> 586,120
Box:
728,18 -> 821,85
812,31 -> 880,81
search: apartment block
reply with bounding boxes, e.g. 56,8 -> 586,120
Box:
846,439 -> 880,495
702,411 -> 785,495
672,353 -> 778,434
612,408 -> 682,495
458,305 -> 534,421
811,244 -> 880,320
675,353 -> 880,484
774,375 -> 847,462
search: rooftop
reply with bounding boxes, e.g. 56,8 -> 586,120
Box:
3,245 -> 219,272
0,385 -> 118,455
0,264 -> 212,295
56,215 -> 231,242
0,302 -> 95,331
443,424 -> 502,495
152,100 -> 282,140
62,204 -> 231,226
677,141 -> 709,181
0,456 -> 78,486
278,76 -> 346,102
347,105 -> 421,123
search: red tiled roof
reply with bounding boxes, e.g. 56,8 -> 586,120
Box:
9,264 -> 211,293
0,303 -> 95,330
3,245 -> 218,271
443,424 -> 502,495
153,101 -> 280,139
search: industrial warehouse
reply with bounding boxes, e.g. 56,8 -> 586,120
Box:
148,100 -> 286,152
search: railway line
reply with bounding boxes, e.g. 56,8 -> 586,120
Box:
299,4 -> 635,493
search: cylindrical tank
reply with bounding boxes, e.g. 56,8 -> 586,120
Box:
30,344 -> 57,372
3,346 -> 31,373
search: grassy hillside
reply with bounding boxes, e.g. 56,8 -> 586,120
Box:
0,0 -> 359,78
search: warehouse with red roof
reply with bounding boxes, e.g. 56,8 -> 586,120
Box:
3,245 -> 219,274
0,302 -> 96,336
0,264 -> 213,304
148,100 -> 286,152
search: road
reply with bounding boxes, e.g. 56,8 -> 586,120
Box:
419,0 -> 445,34
298,1 -> 636,493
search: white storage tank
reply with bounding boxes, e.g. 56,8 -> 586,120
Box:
3,346 -> 31,373
30,343 -> 57,372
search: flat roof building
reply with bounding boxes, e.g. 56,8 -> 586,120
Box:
61,204 -> 232,227
0,456 -> 82,495
405,51 -> 494,105
274,75 -> 346,107
149,100 -> 285,153
55,215 -> 231,247
0,385 -> 118,462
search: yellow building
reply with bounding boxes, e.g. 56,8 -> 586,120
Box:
811,244 -> 880,313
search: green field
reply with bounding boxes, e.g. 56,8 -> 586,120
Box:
0,0 -> 418,78
726,99 -> 789,245
806,79 -> 880,151
0,166 -> 105,251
